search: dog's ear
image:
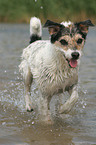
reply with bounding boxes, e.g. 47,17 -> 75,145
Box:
75,19 -> 94,34
44,20 -> 63,35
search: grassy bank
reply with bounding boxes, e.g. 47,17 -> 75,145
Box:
0,0 -> 96,23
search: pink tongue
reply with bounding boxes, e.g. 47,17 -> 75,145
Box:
69,59 -> 77,68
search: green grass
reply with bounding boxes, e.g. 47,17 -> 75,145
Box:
0,0 -> 96,23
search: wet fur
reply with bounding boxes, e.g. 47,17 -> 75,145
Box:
29,17 -> 42,44
19,19 -> 94,123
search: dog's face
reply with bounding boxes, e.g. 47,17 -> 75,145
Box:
44,20 -> 94,68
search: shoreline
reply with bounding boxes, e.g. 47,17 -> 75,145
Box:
0,15 -> 95,24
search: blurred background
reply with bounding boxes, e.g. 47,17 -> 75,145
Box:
0,0 -> 96,24
0,0 -> 96,144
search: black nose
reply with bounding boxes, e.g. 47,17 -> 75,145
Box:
71,52 -> 80,59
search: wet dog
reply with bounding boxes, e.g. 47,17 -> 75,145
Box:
19,18 -> 94,122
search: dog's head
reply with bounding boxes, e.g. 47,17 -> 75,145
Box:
44,19 -> 94,68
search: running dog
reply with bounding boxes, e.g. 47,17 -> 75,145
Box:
19,18 -> 94,122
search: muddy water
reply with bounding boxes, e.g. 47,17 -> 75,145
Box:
0,24 -> 96,145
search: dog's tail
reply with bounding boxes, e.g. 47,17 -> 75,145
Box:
29,17 -> 42,44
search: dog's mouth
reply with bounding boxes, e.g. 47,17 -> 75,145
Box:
66,52 -> 80,68
66,58 -> 78,68
62,51 -> 80,68
69,59 -> 78,68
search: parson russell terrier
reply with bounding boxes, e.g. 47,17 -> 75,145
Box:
19,18 -> 94,122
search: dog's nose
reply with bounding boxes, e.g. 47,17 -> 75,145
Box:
71,52 -> 79,59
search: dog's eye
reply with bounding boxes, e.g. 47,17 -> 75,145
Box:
60,39 -> 68,46
77,38 -> 83,44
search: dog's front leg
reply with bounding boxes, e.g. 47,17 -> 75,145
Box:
37,90 -> 52,123
59,85 -> 79,114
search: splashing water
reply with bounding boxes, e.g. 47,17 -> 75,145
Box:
0,24 -> 96,145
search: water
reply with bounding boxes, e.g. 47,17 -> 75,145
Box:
0,23 -> 96,145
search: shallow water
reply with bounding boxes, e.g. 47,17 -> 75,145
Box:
0,24 -> 96,145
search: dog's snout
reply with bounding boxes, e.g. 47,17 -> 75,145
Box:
71,52 -> 79,59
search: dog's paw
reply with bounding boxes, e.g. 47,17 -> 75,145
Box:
26,104 -> 34,112
39,115 -> 53,124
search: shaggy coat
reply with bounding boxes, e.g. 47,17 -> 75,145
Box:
19,19 -> 94,122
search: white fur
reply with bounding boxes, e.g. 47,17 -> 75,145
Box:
61,21 -> 73,27
56,46 -> 82,61
19,20 -> 83,123
19,40 -> 79,122
30,17 -> 42,37
20,41 -> 78,90
65,49 -> 73,59
19,17 -> 93,123
64,49 -> 82,60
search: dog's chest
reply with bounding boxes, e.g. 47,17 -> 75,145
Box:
32,51 -> 78,95
27,42 -> 78,95
42,65 -> 77,93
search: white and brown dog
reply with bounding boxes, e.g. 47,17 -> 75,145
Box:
19,18 -> 94,122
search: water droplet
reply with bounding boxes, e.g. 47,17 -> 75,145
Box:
14,71 -> 17,74
40,6 -> 43,9
32,121 -> 34,124
28,119 -> 31,122
2,122 -> 6,125
59,134 -> 60,136
23,121 -> 26,123
83,105 -> 85,109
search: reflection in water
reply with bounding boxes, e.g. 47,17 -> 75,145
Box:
0,24 -> 96,145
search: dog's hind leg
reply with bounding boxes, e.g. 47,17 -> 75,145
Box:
59,85 -> 79,114
24,67 -> 33,112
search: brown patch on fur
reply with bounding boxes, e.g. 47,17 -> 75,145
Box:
72,34 -> 85,50
55,33 -> 84,51
79,24 -> 88,34
48,26 -> 60,35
